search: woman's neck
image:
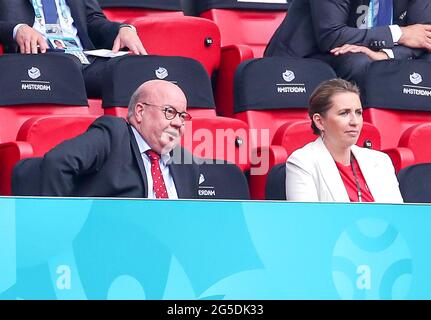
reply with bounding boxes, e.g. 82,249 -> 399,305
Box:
323,138 -> 351,165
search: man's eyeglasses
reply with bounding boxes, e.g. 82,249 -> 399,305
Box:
141,103 -> 192,122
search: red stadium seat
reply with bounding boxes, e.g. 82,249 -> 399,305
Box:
0,105 -> 91,144
362,60 -> 431,171
384,122 -> 431,172
126,16 -> 221,78
197,1 -> 289,118
398,123 -> 431,164
232,57 -> 337,149
215,44 -> 254,118
201,9 -> 286,58
103,9 -> 182,22
181,117 -> 251,172
196,0 -> 288,57
0,115 -> 98,195
363,60 -> 431,150
88,98 -> 104,116
0,54 -> 91,143
99,0 -> 183,22
363,109 -> 431,150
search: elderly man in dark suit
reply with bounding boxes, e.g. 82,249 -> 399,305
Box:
265,0 -> 431,86
36,80 -> 200,198
0,0 -> 146,97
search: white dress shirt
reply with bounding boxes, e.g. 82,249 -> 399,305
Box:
131,126 -> 178,199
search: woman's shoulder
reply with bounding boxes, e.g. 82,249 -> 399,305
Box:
352,145 -> 390,161
287,138 -> 321,165
351,145 -> 394,171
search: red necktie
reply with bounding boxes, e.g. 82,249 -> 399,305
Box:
145,150 -> 168,199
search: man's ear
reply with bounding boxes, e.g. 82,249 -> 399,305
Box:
135,103 -> 144,123
312,113 -> 325,132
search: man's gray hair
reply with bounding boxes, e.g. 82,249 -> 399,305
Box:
127,88 -> 142,120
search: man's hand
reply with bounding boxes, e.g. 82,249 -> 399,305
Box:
112,26 -> 147,55
399,24 -> 431,52
331,44 -> 389,61
16,24 -> 48,54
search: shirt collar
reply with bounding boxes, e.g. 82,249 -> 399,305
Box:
131,125 -> 171,165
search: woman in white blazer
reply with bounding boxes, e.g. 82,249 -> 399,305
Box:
285,79 -> 403,203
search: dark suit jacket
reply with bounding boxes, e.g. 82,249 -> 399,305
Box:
0,0 -> 120,52
265,0 -> 431,59
39,116 -> 200,198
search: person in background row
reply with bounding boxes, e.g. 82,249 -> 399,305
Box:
28,80 -> 200,198
285,78 -> 403,203
0,0 -> 147,97
265,0 -> 431,87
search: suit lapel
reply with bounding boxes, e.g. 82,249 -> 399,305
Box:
65,0 -> 93,49
127,124 -> 148,198
313,138 -> 350,202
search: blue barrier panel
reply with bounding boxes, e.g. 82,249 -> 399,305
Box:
0,197 -> 430,300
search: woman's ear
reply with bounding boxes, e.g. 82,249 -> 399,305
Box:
312,113 -> 325,132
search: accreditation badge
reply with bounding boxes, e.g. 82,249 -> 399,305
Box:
47,36 -> 90,65
45,23 -> 62,35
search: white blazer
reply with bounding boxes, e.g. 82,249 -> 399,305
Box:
285,137 -> 404,203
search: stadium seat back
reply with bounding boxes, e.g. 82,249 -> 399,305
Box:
233,57 -> 336,148
273,120 -> 381,152
398,122 -> 431,164
0,115 -> 98,196
0,54 -> 89,143
16,115 -> 98,156
103,9 -> 183,22
363,60 -> 431,149
101,55 -> 216,118
98,0 -> 183,22
201,9 -> 286,58
363,109 -> 431,149
265,163 -> 286,200
197,162 -> 250,199
196,0 -> 288,57
397,163 -> 431,203
235,109 -> 308,149
0,106 -> 89,143
126,16 -> 221,77
181,117 -> 251,172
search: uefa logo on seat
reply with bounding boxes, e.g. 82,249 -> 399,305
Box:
155,67 -> 168,80
409,72 -> 423,85
282,70 -> 295,82
28,67 -> 41,80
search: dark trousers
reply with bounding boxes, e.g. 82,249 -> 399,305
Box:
82,56 -> 110,99
311,52 -> 373,88
311,52 -> 431,89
